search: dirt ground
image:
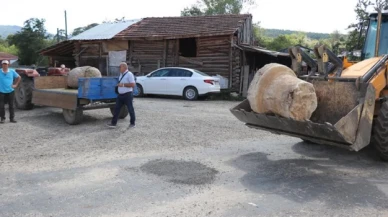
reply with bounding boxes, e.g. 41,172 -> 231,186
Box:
2,98 -> 388,217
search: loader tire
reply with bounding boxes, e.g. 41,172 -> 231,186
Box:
371,101 -> 388,161
15,75 -> 34,110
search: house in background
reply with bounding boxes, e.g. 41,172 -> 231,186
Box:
0,52 -> 18,65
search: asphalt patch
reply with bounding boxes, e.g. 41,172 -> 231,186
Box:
230,148 -> 388,210
140,159 -> 218,185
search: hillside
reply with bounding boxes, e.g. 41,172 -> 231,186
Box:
0,25 -> 22,39
263,28 -> 331,40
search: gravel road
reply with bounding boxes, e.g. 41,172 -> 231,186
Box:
1,98 -> 388,217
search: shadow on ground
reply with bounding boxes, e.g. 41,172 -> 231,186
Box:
230,141 -> 388,209
22,110 -> 105,128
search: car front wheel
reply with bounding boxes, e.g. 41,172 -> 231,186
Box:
134,83 -> 144,97
183,86 -> 198,100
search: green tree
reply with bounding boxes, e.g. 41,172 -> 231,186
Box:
181,0 -> 255,16
345,0 -> 373,51
71,23 -> 99,37
181,6 -> 204,16
7,18 -> 49,65
0,36 -> 18,55
373,0 -> 388,11
252,22 -> 272,47
265,35 -> 295,51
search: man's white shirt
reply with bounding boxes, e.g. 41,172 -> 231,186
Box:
118,70 -> 135,94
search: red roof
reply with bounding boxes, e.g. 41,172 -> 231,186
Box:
114,14 -> 251,40
0,52 -> 18,61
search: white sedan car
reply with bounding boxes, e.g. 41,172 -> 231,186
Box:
134,67 -> 221,100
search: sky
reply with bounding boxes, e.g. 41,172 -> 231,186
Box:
0,0 -> 369,35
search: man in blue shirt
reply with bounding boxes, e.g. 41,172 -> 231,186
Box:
0,60 -> 21,123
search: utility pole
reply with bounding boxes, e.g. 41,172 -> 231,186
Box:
65,10 -> 68,39
57,28 -> 59,42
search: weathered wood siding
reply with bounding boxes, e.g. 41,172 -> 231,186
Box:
129,36 -> 232,79
128,40 -> 165,75
237,16 -> 254,45
128,34 -> 249,91
175,36 -> 231,78
75,41 -> 108,76
231,47 -> 242,91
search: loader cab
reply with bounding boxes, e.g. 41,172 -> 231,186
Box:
362,11 -> 388,60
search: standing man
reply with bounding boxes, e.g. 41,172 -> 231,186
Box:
0,60 -> 21,123
107,62 -> 136,129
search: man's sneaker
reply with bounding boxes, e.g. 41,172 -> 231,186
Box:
128,124 -> 136,129
106,123 -> 116,129
0,118 -> 4,124
10,119 -> 17,123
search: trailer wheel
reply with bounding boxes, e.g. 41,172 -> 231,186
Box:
63,108 -> 83,125
110,106 -> 128,119
371,101 -> 388,161
15,75 -> 34,110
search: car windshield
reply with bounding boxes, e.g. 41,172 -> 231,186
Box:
193,69 -> 209,76
363,15 -> 388,59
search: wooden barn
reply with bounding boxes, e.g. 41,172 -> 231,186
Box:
40,14 -> 260,93
113,14 -> 254,91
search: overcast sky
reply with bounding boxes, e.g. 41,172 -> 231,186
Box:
0,0 -> 370,35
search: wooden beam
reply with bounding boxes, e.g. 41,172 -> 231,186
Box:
242,65 -> 249,97
163,40 -> 167,67
229,35 -> 233,89
175,39 -> 179,66
179,56 -> 203,66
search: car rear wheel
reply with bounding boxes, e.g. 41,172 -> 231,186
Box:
183,87 -> 198,100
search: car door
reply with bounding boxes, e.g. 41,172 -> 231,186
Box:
143,69 -> 169,94
165,69 -> 192,96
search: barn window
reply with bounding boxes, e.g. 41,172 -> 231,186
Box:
179,38 -> 197,57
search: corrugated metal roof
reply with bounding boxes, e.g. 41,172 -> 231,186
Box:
70,19 -> 140,40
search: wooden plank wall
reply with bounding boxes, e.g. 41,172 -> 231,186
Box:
176,36 -> 231,78
237,16 -> 253,45
128,40 -> 165,75
231,46 -> 242,91
74,41 -> 109,75
129,36 -> 232,79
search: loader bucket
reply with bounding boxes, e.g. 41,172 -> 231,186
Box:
231,80 -> 376,151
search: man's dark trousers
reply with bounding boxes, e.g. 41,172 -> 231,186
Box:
111,92 -> 135,126
0,91 -> 15,120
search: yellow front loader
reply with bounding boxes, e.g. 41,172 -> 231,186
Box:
231,10 -> 388,160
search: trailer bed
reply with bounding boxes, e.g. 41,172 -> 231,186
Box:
32,76 -> 119,110
36,88 -> 78,95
